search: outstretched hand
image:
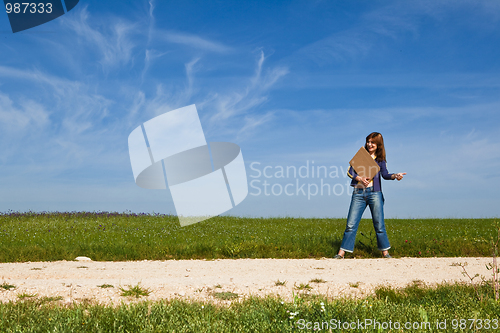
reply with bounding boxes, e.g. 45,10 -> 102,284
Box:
394,172 -> 406,181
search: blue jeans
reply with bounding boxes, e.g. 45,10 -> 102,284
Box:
340,187 -> 390,253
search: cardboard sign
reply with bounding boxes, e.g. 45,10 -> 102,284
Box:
349,147 -> 380,179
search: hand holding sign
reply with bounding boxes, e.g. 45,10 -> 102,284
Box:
349,147 -> 380,179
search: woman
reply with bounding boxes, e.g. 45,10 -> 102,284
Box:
334,132 -> 405,259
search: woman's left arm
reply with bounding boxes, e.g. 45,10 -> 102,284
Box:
380,161 -> 406,180
379,161 -> 394,180
380,161 -> 407,180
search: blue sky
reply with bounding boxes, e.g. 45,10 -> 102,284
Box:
0,0 -> 499,218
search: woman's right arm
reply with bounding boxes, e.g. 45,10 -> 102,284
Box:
347,166 -> 357,180
348,166 -> 370,186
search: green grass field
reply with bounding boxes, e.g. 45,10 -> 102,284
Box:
0,282 -> 499,332
1,212 -> 498,332
0,212 -> 496,262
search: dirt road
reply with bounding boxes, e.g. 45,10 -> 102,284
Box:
0,257 -> 492,305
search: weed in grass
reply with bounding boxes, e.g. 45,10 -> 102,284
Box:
38,296 -> 63,303
456,221 -> 500,302
0,282 -> 15,290
214,284 -> 222,289
349,282 -> 360,288
485,220 -> 500,300
298,293 -> 320,301
17,293 -> 37,299
411,279 -> 425,287
97,284 -> 114,288
275,279 -> 287,286
120,283 -> 150,298
457,262 -> 483,301
309,278 -> 326,283
294,283 -> 312,291
75,298 -> 95,306
358,230 -> 379,257
359,231 -> 376,247
213,291 -> 238,300
418,306 -> 429,323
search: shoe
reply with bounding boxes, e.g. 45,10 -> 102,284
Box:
383,254 -> 392,258
333,254 -> 344,259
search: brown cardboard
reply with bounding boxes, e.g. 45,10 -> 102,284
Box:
349,147 -> 380,179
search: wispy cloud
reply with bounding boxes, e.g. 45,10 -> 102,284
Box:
0,65 -> 72,95
278,72 -> 500,90
61,6 -> 139,72
200,51 -> 288,139
139,57 -> 203,118
185,57 -> 201,100
0,93 -> 49,134
158,30 -> 232,53
148,0 -> 156,35
208,51 -> 288,121
285,3 -> 414,66
0,65 -> 113,134
288,0 -> 499,66
293,29 -> 374,65
133,49 -> 288,140
237,111 -> 275,139
0,63 -> 117,171
141,48 -> 169,81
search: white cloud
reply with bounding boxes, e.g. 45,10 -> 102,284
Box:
158,30 -> 232,53
289,0 -> 500,66
0,62 -> 120,174
207,51 -> 288,127
141,49 -> 169,81
237,111 -> 275,139
128,91 -> 146,120
293,29 -> 374,65
0,93 -> 50,132
61,6 -> 138,72
185,57 -> 201,100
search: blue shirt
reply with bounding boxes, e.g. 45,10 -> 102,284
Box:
347,159 -> 394,192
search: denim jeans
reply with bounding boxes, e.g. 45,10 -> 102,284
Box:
340,187 -> 391,253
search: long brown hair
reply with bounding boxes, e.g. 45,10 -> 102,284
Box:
365,132 -> 386,162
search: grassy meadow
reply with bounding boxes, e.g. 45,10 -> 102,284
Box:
0,283 -> 499,332
0,212 -> 496,262
1,212 -> 499,332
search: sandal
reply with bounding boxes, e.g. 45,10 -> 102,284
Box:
333,254 -> 344,259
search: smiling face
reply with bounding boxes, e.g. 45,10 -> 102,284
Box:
366,139 -> 377,155
365,132 -> 386,161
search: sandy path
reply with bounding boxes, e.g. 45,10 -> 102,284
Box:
0,258 -> 493,306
